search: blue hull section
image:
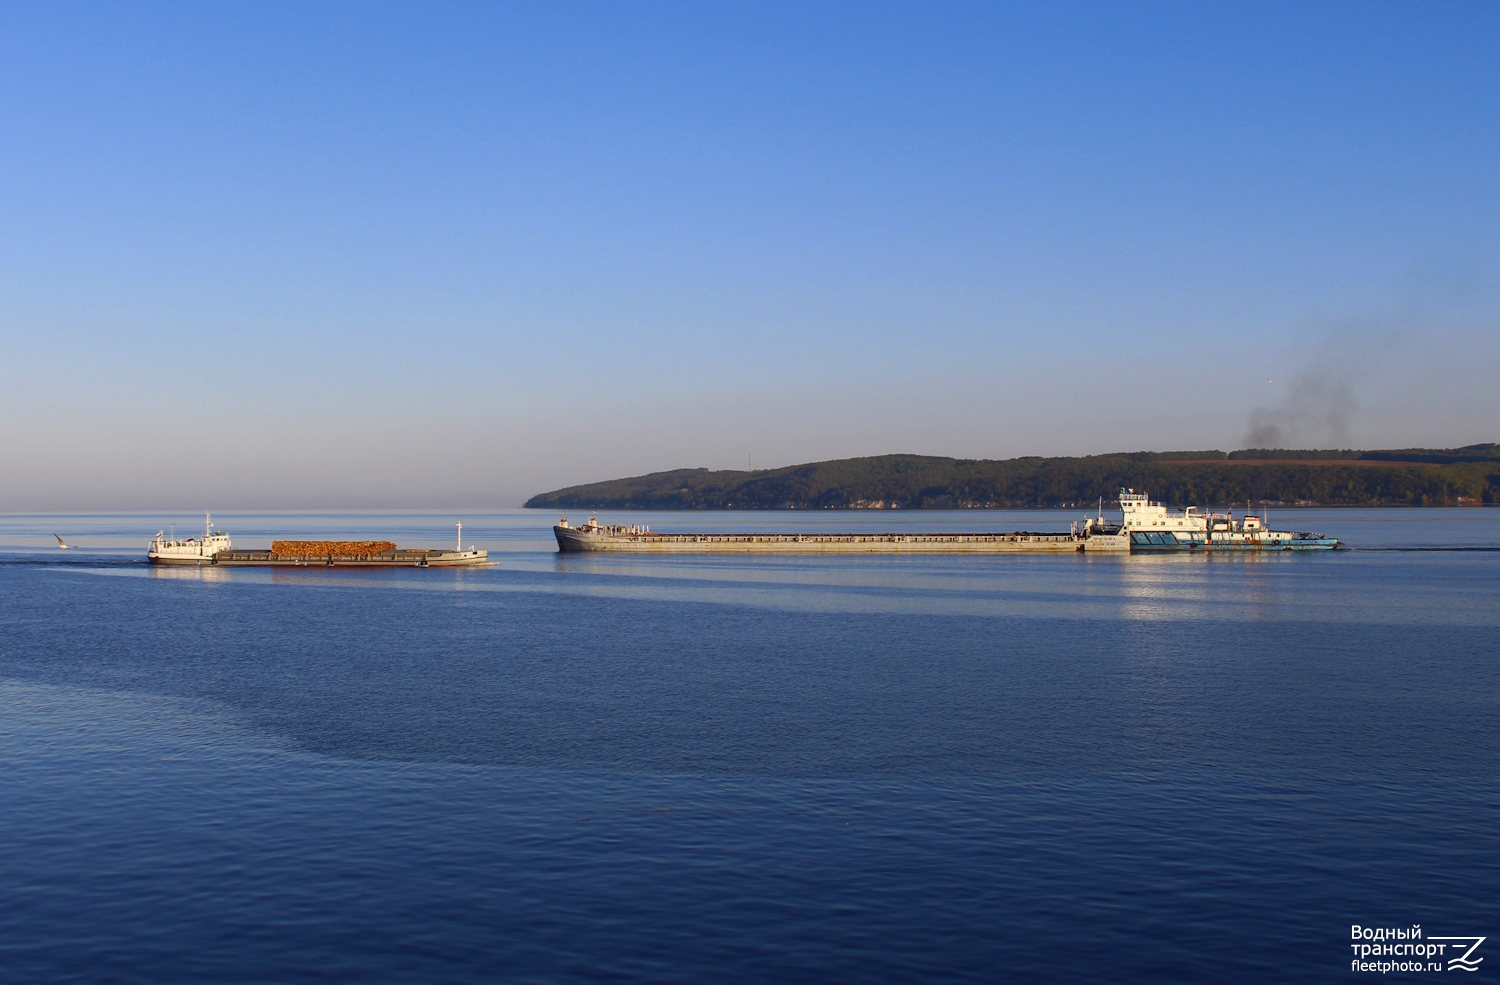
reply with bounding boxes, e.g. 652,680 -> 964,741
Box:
1128,531 -> 1340,552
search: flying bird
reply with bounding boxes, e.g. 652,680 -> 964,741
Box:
54,534 -> 70,549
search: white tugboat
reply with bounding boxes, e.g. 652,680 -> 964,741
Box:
148,513 -> 232,565
1116,489 -> 1339,551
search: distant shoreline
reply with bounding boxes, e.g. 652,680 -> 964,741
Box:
527,447 -> 1500,511
522,503 -> 1496,511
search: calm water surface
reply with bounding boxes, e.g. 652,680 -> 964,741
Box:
1,509 -> 1497,982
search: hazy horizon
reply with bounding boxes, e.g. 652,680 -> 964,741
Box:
4,4 -> 1498,511
6,440 -> 1497,514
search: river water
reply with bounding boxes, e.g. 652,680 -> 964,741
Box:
1,509 -> 1496,982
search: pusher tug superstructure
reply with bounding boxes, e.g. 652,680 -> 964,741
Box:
148,516 -> 489,567
551,490 -> 1340,554
1115,489 -> 1340,551
148,513 -> 233,564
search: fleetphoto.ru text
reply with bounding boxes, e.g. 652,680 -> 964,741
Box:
1351,926 -> 1485,974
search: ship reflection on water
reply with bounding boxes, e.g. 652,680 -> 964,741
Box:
148,564 -> 231,583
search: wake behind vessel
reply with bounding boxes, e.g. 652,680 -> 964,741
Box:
148,518 -> 489,567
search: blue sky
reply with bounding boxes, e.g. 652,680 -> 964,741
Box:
2,2 -> 1497,508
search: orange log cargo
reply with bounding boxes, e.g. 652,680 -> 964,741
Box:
270,540 -> 398,558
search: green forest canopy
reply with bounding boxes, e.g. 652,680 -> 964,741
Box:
525,445 -> 1500,509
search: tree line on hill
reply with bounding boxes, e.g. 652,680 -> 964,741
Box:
524,445 -> 1500,510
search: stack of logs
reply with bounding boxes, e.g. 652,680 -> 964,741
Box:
270,540 -> 398,558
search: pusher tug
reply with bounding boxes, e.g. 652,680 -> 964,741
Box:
148,513 -> 232,564
1116,489 -> 1340,551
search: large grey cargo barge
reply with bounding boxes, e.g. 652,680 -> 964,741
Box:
553,515 -> 1127,554
550,491 -> 1341,554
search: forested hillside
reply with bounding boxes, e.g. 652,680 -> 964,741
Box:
525,446 -> 1500,509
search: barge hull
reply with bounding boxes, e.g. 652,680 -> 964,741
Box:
158,549 -> 490,567
1126,532 -> 1340,551
555,527 -> 1095,554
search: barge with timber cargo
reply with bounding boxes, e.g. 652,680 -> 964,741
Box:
148,516 -> 489,566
